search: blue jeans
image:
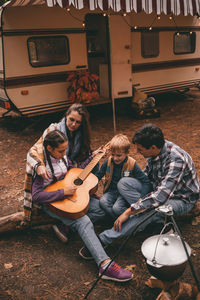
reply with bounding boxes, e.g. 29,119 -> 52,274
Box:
43,197 -> 108,266
99,190 -> 119,219
113,177 -> 152,216
118,177 -> 150,204
99,199 -> 195,245
100,178 -> 151,218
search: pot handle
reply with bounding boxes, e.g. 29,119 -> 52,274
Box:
152,222 -> 175,263
146,259 -> 162,268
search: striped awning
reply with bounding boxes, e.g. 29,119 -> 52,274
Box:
46,0 -> 200,15
3,0 -> 200,16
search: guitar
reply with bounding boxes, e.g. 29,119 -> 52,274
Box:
45,143 -> 110,220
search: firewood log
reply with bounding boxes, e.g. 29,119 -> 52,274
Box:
0,211 -> 58,234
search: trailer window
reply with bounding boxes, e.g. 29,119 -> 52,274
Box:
174,32 -> 196,54
141,32 -> 159,58
27,36 -> 70,67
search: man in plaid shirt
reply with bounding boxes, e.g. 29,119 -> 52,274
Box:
131,125 -> 199,211
97,124 -> 200,245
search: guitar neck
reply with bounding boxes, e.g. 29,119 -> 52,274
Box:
78,152 -> 105,181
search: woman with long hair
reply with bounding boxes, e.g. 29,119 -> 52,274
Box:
32,103 -> 94,180
24,104 -> 99,237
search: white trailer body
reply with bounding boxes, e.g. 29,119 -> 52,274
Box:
0,0 -> 200,116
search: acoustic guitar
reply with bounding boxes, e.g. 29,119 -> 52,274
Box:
45,144 -> 110,220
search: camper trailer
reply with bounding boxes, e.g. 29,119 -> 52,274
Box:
0,0 -> 200,116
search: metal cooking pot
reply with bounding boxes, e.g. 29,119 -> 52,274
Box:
141,233 -> 191,282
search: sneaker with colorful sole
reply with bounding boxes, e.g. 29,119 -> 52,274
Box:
99,261 -> 133,282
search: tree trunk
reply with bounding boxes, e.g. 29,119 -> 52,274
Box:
0,201 -> 199,234
0,211 -> 58,234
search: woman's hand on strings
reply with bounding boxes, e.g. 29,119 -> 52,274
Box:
37,165 -> 51,180
64,184 -> 77,196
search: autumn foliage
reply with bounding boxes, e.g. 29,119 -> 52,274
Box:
66,71 -> 100,103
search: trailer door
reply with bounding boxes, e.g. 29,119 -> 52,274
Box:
108,15 -> 132,99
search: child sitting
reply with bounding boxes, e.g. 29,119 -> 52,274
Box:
97,134 -> 151,219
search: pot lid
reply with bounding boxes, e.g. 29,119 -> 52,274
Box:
141,233 -> 191,266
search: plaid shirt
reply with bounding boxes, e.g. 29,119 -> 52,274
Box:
139,140 -> 200,209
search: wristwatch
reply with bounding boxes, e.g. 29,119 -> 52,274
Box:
131,202 -> 141,211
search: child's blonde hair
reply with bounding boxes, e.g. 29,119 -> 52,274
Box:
110,134 -> 130,153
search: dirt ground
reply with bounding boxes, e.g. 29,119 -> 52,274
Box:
1,89 -> 200,300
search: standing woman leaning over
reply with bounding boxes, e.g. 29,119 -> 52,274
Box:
24,104 -> 98,240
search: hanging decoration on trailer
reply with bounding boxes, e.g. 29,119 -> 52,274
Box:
66,71 -> 100,103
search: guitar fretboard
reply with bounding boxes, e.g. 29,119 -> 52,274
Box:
78,152 -> 105,181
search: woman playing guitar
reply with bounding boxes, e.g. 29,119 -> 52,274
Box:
24,104 -> 99,239
31,129 -> 133,283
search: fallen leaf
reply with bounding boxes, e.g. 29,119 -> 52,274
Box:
192,216 -> 200,226
83,281 -> 91,286
4,263 -> 13,269
33,264 -> 41,268
125,264 -> 136,271
191,243 -> 200,249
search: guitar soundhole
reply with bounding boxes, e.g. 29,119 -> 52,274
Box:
74,178 -> 83,186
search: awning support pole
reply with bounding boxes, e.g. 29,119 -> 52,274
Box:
111,97 -> 116,135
